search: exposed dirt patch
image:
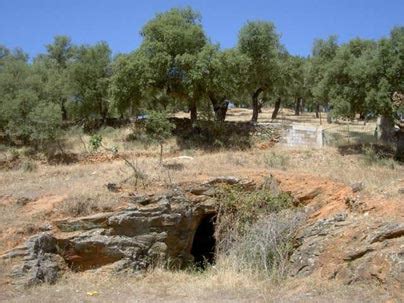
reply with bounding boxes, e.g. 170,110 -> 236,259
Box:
23,195 -> 67,216
271,171 -> 353,219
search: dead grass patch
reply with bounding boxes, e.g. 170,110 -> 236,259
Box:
3,267 -> 394,303
56,193 -> 120,217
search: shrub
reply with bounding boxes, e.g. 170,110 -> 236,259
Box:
215,185 -> 294,249
89,134 -> 103,151
8,148 -> 20,161
362,145 -> 396,168
144,111 -> 175,162
20,160 -> 37,172
214,185 -> 303,279
264,152 -> 289,170
172,118 -> 253,151
221,211 -> 304,279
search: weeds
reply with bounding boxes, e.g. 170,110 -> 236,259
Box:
264,151 -> 290,170
89,134 -> 103,151
56,194 -> 119,217
214,185 -> 300,279
21,160 -> 37,172
362,145 -> 397,168
219,211 -> 304,279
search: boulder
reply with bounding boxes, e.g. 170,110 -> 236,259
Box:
2,178 -> 232,285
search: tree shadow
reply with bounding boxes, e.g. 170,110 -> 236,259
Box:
47,152 -> 80,165
337,143 -> 395,159
170,118 -> 253,151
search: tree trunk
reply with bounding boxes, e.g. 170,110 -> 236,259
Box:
190,101 -> 197,124
294,98 -> 301,116
159,143 -> 163,164
315,103 -> 320,119
271,98 -> 281,120
61,99 -> 67,121
99,100 -> 108,124
395,128 -> 404,162
376,115 -> 395,143
210,95 -> 229,122
326,112 -> 332,124
251,88 -> 263,123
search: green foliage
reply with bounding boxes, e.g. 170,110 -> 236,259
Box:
139,7 -> 207,112
110,51 -> 146,116
216,185 -> 294,235
68,42 -> 112,121
238,21 -> 282,121
0,49 -> 63,148
89,134 -> 103,151
0,8 -> 402,154
238,21 -> 281,91
144,111 -> 174,145
307,36 -> 339,106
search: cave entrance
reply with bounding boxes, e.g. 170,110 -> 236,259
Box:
191,214 -> 216,268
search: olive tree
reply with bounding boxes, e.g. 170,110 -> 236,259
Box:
43,36 -> 75,120
0,47 -> 62,148
139,7 -> 207,122
238,21 -> 281,122
110,51 -> 148,117
307,36 -> 339,118
183,44 -> 250,121
68,42 -> 112,123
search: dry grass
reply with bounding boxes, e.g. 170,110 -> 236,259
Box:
55,193 -> 120,217
1,135 -> 402,253
2,267 -> 393,303
0,111 -> 402,302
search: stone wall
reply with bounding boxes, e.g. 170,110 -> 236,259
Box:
281,124 -> 323,147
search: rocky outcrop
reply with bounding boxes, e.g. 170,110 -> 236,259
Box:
290,213 -> 404,293
1,177 -> 250,286
2,173 -> 404,296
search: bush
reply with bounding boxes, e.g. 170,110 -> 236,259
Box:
214,184 -> 303,279
215,185 -> 294,248
8,148 -> 20,161
362,145 -> 396,168
20,160 -> 37,172
264,152 -> 290,170
144,111 -> 174,143
221,211 -> 304,279
89,134 -> 103,151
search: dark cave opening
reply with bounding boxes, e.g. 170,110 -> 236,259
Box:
191,214 -> 216,268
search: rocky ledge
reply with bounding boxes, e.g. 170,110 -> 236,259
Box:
1,176 -> 253,286
1,173 -> 403,296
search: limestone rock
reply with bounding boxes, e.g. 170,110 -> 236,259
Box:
4,178 -> 245,286
368,223 -> 404,244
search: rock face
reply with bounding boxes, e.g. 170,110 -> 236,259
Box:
2,172 -> 404,295
290,214 -> 404,291
269,171 -> 404,295
1,177 -> 249,286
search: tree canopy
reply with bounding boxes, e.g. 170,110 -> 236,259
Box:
0,8 -> 403,158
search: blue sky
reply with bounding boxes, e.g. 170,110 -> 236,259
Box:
0,0 -> 403,58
